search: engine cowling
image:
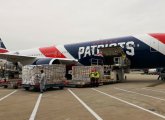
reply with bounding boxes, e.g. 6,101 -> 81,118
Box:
32,58 -> 79,65
32,58 -> 61,65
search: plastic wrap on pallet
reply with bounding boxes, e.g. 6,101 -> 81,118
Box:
22,64 -> 66,85
72,66 -> 104,81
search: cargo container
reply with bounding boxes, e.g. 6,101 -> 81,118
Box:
0,62 -> 22,89
22,64 -> 66,91
69,65 -> 115,87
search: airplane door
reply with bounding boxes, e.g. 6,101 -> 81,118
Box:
150,39 -> 159,52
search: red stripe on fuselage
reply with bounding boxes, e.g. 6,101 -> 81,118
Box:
39,46 -> 66,58
150,33 -> 165,44
0,49 -> 8,53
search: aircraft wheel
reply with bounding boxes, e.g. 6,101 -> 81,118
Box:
24,87 -> 29,91
4,85 -> 8,88
59,86 -> 64,90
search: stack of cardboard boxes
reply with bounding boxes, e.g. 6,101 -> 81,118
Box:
22,64 -> 66,86
71,66 -> 104,86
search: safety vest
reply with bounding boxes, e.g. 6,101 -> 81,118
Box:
90,72 -> 95,78
94,71 -> 100,78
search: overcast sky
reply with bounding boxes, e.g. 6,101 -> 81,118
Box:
0,0 -> 165,50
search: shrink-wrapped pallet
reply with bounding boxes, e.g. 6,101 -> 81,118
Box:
22,64 -> 66,86
72,66 -> 104,81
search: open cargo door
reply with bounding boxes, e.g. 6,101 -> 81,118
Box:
99,46 -> 130,67
99,46 -> 125,57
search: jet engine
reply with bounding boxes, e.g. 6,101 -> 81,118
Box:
32,58 -> 79,65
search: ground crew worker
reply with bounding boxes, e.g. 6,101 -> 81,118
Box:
90,68 -> 100,87
39,70 -> 46,93
94,70 -> 100,87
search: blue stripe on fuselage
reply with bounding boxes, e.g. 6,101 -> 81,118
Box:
64,36 -> 165,68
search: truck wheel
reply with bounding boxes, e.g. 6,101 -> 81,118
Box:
13,86 -> 18,89
4,85 -> 8,88
59,86 -> 64,90
25,87 -> 29,91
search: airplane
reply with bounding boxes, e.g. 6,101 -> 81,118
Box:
0,33 -> 165,69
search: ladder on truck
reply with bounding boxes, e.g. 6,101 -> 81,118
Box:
90,58 -> 104,66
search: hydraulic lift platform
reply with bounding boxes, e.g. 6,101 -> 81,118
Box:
99,46 -> 130,82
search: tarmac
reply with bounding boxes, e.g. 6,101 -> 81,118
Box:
0,72 -> 165,120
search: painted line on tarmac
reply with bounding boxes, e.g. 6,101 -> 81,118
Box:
29,94 -> 42,120
0,90 -> 17,102
115,87 -> 165,102
142,88 -> 165,94
92,88 -> 165,119
68,89 -> 103,120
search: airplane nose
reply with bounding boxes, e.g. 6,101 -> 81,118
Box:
149,33 -> 165,44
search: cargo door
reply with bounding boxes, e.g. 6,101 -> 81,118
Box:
99,46 -> 127,65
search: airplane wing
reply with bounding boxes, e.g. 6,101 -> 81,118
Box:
0,53 -> 37,65
0,53 -> 80,66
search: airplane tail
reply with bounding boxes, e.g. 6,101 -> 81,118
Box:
0,38 -> 9,53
